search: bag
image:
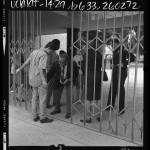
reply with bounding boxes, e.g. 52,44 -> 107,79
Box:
103,70 -> 108,82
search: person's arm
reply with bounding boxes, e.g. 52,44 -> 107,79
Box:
63,61 -> 79,85
16,57 -> 30,73
39,68 -> 47,86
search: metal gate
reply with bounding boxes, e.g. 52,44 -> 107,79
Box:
9,11 -> 143,145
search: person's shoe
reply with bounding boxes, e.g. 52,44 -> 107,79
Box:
105,107 -> 113,111
33,116 -> 40,122
50,109 -> 61,115
46,105 -> 51,109
21,99 -> 25,102
80,118 -> 91,123
97,117 -> 100,122
65,113 -> 70,119
40,117 -> 54,123
16,96 -> 20,101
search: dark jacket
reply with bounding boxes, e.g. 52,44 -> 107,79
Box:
112,47 -> 135,69
81,48 -> 102,75
47,60 -> 79,89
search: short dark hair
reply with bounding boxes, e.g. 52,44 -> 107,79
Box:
45,39 -> 60,50
59,50 -> 66,55
59,52 -> 69,62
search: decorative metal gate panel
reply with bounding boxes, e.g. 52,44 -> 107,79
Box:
9,11 -> 143,144
70,11 -> 143,144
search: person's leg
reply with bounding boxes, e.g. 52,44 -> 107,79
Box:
107,69 -> 118,108
45,79 -> 54,108
66,84 -> 71,114
31,87 -> 39,119
51,86 -> 64,112
80,100 -> 92,123
119,69 -> 127,113
38,84 -> 54,123
72,85 -> 79,103
38,85 -> 47,120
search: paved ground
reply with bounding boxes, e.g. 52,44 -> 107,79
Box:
9,105 -> 142,147
9,63 -> 143,146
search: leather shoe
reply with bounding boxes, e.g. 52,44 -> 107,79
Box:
33,116 -> 40,122
40,117 -> 54,123
50,109 -> 61,115
46,105 -> 51,109
65,113 -> 70,119
97,117 -> 100,122
80,118 -> 91,123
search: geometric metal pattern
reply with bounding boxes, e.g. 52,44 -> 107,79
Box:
9,11 -> 143,144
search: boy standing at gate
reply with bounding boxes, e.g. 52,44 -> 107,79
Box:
16,39 -> 60,123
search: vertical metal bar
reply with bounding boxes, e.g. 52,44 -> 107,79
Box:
37,11 -> 39,48
124,11 -> 134,132
99,11 -> 106,131
13,11 -> 16,105
30,11 -> 32,50
19,11 -> 22,107
24,11 -> 27,110
79,11 -> 82,101
131,11 -> 142,142
93,14 -> 99,103
25,11 -> 28,107
70,11 -> 74,123
108,12 -> 116,131
83,12 -> 89,126
115,11 -> 124,135
39,11 -> 41,47
9,12 -> 11,95
33,11 -> 34,49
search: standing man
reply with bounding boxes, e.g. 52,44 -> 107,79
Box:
45,48 -> 59,109
106,34 -> 135,114
16,39 -> 60,123
47,52 -> 79,119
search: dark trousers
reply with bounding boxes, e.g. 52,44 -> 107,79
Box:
53,84 -> 72,114
45,76 -> 56,106
107,67 -> 127,111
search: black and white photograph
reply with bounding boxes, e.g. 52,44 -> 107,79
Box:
2,0 -> 148,149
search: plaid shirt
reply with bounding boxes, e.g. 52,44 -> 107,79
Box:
29,49 -> 47,87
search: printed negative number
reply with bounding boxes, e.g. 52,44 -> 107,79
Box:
55,0 -> 65,9
132,2 -> 140,9
45,0 -> 54,9
102,1 -> 140,10
102,2 -> 126,10
87,2 -> 97,10
120,2 -> 126,9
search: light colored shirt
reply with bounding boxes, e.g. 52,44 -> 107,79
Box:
29,49 -> 47,87
73,55 -> 83,74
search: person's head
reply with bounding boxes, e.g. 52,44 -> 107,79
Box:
45,39 -> 60,54
110,33 -> 120,49
59,52 -> 69,67
59,50 -> 66,55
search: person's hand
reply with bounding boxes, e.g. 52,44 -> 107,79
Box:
63,79 -> 68,85
16,68 -> 20,73
63,79 -> 70,85
42,80 -> 47,88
